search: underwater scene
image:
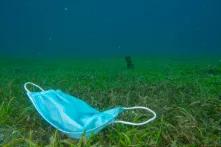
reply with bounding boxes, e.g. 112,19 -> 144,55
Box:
0,0 -> 221,146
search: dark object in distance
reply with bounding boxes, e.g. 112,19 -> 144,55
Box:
125,56 -> 134,69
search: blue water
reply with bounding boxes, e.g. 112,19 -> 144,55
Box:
0,0 -> 221,57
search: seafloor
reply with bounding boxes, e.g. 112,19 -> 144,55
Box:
0,56 -> 220,146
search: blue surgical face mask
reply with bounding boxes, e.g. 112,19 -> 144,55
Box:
24,82 -> 156,139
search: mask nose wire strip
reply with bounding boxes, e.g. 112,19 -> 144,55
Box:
24,82 -> 45,93
114,106 -> 156,126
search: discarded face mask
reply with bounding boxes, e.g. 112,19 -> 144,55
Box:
24,82 -> 156,139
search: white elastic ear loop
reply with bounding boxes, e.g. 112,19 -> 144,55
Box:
114,106 -> 156,126
24,82 -> 44,93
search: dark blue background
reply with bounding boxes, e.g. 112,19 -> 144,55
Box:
0,0 -> 221,57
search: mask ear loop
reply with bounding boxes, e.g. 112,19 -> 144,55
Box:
24,82 -> 45,93
114,106 -> 156,126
